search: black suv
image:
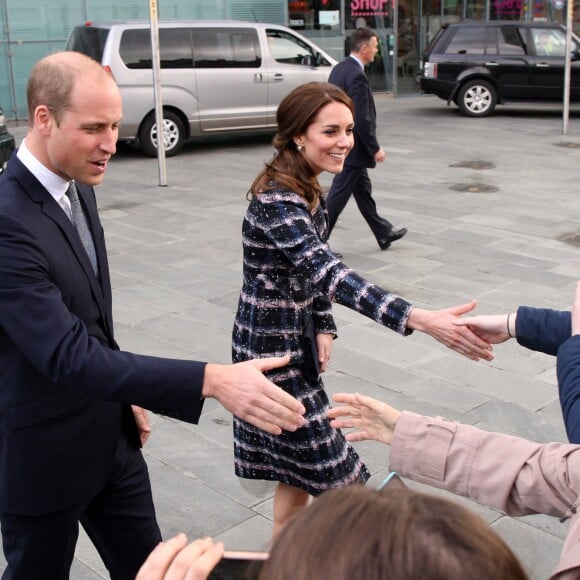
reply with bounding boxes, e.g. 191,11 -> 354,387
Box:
418,21 -> 580,116
0,107 -> 15,173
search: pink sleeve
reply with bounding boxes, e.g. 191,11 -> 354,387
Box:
389,411 -> 579,518
389,411 -> 580,580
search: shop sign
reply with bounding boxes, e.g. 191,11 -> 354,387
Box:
350,0 -> 390,17
493,0 -> 524,16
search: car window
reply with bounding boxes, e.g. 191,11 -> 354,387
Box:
443,26 -> 486,54
66,26 -> 110,62
267,29 -> 323,65
426,26 -> 448,54
486,26 -> 498,55
497,26 -> 526,55
192,28 -> 261,69
120,28 -> 193,69
531,28 -> 566,57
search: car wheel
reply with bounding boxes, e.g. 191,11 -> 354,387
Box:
457,80 -> 497,117
138,111 -> 186,157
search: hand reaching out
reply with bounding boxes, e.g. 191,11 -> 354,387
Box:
327,392 -> 401,445
136,534 -> 224,580
454,313 -> 515,344
407,301 -> 494,361
203,356 -> 306,436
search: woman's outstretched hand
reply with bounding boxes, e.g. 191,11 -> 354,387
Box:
407,301 -> 494,361
328,392 -> 401,445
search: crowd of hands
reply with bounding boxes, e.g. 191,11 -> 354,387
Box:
136,282 -> 580,578
199,297 -> 497,444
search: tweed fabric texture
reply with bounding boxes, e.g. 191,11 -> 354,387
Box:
232,187 -> 412,494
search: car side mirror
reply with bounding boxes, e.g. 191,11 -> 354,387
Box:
300,53 -> 314,66
572,48 -> 580,61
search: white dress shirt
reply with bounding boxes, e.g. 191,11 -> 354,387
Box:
17,140 -> 73,218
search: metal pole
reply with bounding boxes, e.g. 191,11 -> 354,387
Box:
149,0 -> 167,186
392,0 -> 398,95
2,0 -> 19,120
562,0 -> 573,134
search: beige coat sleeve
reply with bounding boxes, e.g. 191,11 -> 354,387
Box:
389,411 -> 580,579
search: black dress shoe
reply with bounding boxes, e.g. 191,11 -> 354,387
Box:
378,227 -> 408,250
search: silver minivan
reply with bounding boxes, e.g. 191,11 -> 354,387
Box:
66,20 -> 337,156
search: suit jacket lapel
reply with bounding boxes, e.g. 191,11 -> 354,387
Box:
11,157 -> 113,339
43,201 -> 99,283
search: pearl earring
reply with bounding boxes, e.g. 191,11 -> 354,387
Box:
296,143 -> 304,151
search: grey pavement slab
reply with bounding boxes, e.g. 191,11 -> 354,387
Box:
3,96 -> 580,578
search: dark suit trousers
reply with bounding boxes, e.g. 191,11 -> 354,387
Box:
326,165 -> 393,242
0,432 -> 161,580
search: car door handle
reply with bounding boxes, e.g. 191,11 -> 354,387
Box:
485,61 -> 499,66
254,73 -> 263,82
272,73 -> 284,81
535,63 -> 550,68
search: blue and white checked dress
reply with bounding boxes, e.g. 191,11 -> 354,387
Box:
232,187 -> 412,495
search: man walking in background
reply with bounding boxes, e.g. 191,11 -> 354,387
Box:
327,27 -> 407,251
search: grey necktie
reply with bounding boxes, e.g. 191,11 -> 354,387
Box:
66,181 -> 98,275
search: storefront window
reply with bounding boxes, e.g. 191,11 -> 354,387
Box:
344,0 -> 392,29
443,0 -> 464,22
288,0 -> 341,32
345,0 -> 394,90
489,0 -> 527,19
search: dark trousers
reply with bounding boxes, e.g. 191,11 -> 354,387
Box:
0,433 -> 161,580
326,165 -> 393,242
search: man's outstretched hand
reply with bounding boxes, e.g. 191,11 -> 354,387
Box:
203,356 -> 305,435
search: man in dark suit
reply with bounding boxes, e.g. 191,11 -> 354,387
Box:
327,27 -> 407,251
0,51 -> 305,580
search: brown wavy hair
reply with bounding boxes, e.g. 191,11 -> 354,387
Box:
249,81 -> 354,208
260,485 -> 529,580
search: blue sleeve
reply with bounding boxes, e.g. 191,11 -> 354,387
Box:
516,306 -> 571,356
0,211 -> 205,423
557,335 -> 580,443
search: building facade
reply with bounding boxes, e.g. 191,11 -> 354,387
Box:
292,0 -> 578,95
0,0 -> 577,119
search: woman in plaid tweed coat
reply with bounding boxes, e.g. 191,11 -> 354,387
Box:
232,82 -> 493,536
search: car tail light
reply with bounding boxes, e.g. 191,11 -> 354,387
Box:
424,62 -> 438,78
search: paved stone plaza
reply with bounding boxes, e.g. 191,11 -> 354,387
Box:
3,95 -> 580,578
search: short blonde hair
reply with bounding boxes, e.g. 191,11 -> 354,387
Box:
27,51 -> 109,125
